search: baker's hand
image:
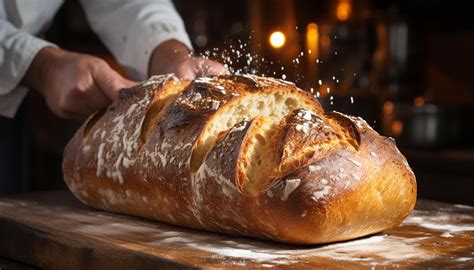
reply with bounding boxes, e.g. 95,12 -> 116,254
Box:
149,39 -> 228,80
22,46 -> 137,121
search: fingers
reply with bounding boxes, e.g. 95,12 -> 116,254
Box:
204,60 -> 230,76
74,73 -> 136,121
40,50 -> 139,121
175,63 -> 196,80
70,62 -> 137,121
194,59 -> 229,77
173,58 -> 229,80
121,77 -> 139,88
93,64 -> 139,100
56,82 -> 107,121
82,83 -> 111,113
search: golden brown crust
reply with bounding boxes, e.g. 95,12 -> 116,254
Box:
63,74 -> 416,244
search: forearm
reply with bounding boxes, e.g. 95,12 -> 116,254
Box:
0,19 -> 57,118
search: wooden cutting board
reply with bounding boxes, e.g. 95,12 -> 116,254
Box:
0,191 -> 473,269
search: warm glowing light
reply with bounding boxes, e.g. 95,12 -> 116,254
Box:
336,0 -> 351,21
269,31 -> 286,48
383,101 -> 394,114
306,23 -> 319,61
321,35 -> 331,50
391,120 -> 403,136
414,97 -> 425,107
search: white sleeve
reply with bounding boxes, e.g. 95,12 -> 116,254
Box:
0,19 -> 56,118
79,0 -> 193,81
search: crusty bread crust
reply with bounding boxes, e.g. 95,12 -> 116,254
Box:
63,74 -> 416,244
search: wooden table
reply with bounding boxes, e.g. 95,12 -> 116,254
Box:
0,191 -> 473,269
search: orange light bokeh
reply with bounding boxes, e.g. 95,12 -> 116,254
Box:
269,31 -> 286,49
306,23 -> 319,61
414,97 -> 425,107
336,0 -> 351,21
391,120 -> 404,137
383,101 -> 394,114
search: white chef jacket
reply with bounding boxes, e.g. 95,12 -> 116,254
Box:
0,0 -> 192,118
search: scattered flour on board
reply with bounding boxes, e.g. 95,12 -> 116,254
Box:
139,207 -> 474,266
148,233 -> 434,265
405,210 -> 474,232
441,232 -> 454,238
453,204 -> 474,210
187,243 -> 291,263
7,193 -> 473,267
411,222 -> 474,232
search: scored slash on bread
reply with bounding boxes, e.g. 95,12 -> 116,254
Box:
63,74 -> 417,244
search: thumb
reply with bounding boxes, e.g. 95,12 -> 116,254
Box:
94,67 -> 138,100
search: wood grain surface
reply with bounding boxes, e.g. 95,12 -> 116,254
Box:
0,191 -> 473,269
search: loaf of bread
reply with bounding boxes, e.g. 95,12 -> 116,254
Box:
63,74 -> 416,244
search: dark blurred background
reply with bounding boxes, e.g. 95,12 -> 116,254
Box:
1,0 -> 473,205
